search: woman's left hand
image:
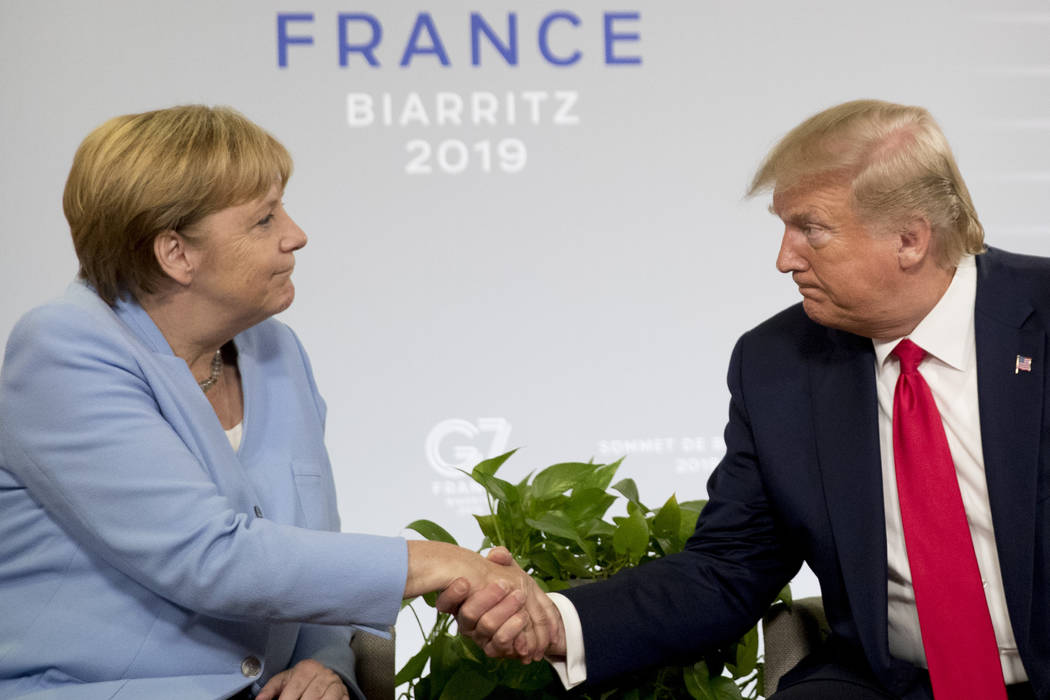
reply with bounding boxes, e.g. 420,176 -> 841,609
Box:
254,659 -> 350,700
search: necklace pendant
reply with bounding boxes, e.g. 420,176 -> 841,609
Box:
198,349 -> 224,393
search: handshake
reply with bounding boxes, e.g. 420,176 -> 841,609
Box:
404,540 -> 567,663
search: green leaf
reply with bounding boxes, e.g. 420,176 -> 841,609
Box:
473,514 -> 498,541
679,499 -> 708,513
577,457 -> 622,491
413,676 -> 432,699
563,488 -> 617,522
653,536 -> 677,557
531,461 -> 599,501
394,643 -> 430,686
406,519 -> 458,546
652,494 -> 682,540
711,675 -> 744,700
776,584 -> 793,607
471,449 -> 517,479
727,625 -> 758,677
525,511 -> 580,541
550,545 -> 592,578
612,507 -> 649,563
426,633 -> 461,693
678,502 -> 704,544
453,634 -> 485,664
583,519 -> 617,538
437,666 -> 497,700
684,662 -> 714,700
612,478 -> 642,508
472,470 -> 521,505
528,549 -> 562,579
496,656 -> 555,690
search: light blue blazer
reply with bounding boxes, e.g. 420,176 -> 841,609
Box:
0,282 -> 408,699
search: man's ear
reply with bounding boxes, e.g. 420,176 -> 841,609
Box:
153,230 -> 195,286
897,217 -> 934,271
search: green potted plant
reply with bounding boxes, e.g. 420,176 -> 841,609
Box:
398,450 -> 790,699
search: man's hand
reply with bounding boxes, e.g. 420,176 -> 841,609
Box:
436,547 -> 566,662
254,659 -> 350,700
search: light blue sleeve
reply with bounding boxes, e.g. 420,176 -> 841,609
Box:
0,301 -> 408,628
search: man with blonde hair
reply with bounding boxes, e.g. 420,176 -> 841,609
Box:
442,100 -> 1048,699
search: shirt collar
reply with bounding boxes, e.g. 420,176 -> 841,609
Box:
872,255 -> 976,372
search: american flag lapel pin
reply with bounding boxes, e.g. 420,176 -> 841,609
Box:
1015,355 -> 1032,374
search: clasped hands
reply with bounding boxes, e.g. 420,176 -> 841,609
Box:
405,541 -> 566,662
439,547 -> 567,662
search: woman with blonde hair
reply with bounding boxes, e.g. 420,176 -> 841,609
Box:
0,105 -> 554,700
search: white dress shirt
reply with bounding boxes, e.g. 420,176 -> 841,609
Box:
873,256 -> 1026,683
550,256 -> 1028,687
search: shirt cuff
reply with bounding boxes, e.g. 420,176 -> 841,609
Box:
547,592 -> 587,689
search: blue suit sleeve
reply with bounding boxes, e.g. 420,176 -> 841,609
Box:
561,335 -> 802,684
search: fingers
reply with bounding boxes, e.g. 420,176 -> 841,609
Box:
481,595 -> 532,658
255,670 -> 288,700
486,546 -> 515,566
434,576 -> 471,615
255,659 -> 349,700
454,581 -> 514,635
520,577 -> 554,661
528,589 -> 566,658
443,577 -> 534,661
474,557 -> 549,662
473,587 -> 529,656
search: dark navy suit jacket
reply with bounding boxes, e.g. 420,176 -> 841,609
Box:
563,248 -> 1050,699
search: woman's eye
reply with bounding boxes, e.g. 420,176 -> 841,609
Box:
257,214 -> 275,226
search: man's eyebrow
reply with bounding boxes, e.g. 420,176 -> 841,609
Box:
770,203 -> 806,222
778,206 -> 829,226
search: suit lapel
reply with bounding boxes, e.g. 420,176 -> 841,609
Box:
111,293 -> 266,511
808,331 -> 896,672
974,251 -> 1042,648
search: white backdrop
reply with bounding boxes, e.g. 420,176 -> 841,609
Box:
2,0 -> 1048,670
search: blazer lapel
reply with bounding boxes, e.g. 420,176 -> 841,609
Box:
111,293 -> 266,511
808,331 -> 896,673
808,331 -> 928,691
974,251 -> 1042,649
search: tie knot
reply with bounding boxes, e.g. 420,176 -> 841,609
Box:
892,338 -> 927,373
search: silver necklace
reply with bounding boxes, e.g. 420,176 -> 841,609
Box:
198,350 -> 223,393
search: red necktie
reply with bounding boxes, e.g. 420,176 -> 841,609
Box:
891,339 -> 1006,699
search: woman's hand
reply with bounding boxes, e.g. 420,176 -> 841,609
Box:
255,659 -> 349,700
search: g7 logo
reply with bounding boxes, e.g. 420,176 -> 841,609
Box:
425,417 -> 512,479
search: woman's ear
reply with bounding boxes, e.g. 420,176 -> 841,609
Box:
153,230 -> 195,286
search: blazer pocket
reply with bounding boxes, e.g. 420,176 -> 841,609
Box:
292,460 -> 336,530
